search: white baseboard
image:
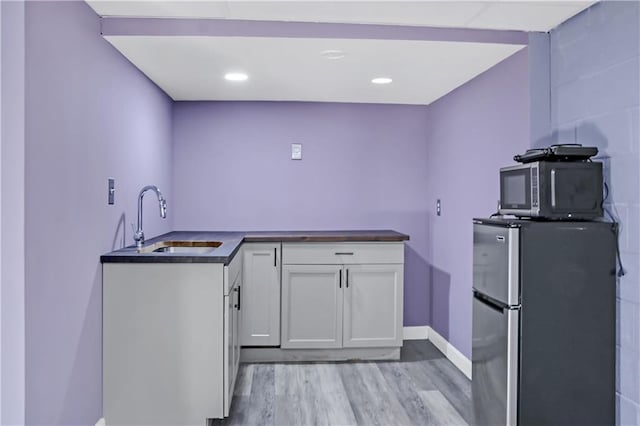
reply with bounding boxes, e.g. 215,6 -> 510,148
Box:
402,325 -> 472,380
96,417 -> 105,426
426,326 -> 472,380
402,326 -> 430,340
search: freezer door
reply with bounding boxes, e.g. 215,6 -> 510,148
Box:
472,293 -> 519,426
473,224 -> 520,306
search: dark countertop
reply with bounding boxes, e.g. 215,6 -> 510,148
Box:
101,230 -> 409,264
243,229 -> 409,242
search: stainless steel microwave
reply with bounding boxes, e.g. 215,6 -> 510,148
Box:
499,161 -> 603,219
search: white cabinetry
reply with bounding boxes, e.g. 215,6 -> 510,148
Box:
103,250 -> 243,425
281,243 -> 404,350
343,264 -> 403,348
241,243 -> 281,346
223,253 -> 242,416
281,265 -> 343,348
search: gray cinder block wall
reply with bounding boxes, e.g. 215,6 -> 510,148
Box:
548,2 -> 640,423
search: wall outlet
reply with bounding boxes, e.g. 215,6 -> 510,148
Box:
291,143 -> 302,160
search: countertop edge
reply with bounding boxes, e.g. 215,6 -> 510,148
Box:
101,230 -> 409,264
242,236 -> 410,243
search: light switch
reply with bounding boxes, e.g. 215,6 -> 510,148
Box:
291,143 -> 302,160
108,178 -> 115,205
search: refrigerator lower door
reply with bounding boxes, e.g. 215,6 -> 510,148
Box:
472,293 -> 519,426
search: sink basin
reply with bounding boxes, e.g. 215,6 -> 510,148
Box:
152,246 -> 218,254
138,240 -> 222,254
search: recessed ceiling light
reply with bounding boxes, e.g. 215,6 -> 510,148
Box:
224,72 -> 248,82
371,77 -> 393,85
321,49 -> 346,60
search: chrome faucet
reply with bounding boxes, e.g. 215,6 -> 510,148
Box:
133,185 -> 167,248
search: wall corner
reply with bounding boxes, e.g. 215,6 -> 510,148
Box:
528,32 -> 552,149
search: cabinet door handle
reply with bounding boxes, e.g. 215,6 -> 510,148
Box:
339,269 -> 342,288
335,252 -> 354,256
234,286 -> 241,310
274,247 -> 277,267
346,269 -> 349,288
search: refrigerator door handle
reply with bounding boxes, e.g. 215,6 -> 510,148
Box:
506,308 -> 520,426
507,228 -> 520,307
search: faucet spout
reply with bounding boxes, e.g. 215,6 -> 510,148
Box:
134,185 -> 167,248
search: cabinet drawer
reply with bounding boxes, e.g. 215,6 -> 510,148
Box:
282,243 -> 403,265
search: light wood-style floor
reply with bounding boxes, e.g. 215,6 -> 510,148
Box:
215,340 -> 471,426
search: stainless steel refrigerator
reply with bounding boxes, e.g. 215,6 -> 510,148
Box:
472,218 -> 617,426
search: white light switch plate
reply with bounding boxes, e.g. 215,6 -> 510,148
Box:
291,143 -> 302,160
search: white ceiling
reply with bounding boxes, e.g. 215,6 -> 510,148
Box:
89,1 -> 595,105
88,1 -> 595,32
105,36 -> 525,104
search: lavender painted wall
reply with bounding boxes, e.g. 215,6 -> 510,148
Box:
1,2 -> 26,425
172,101 -> 431,326
546,2 -> 640,423
24,2 -> 173,424
425,49 -> 529,358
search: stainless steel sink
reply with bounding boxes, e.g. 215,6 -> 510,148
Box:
152,246 -> 217,254
138,240 -> 222,254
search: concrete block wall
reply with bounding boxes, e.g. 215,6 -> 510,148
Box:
549,2 -> 640,423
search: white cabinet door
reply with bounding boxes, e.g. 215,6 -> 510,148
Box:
223,291 -> 234,417
342,264 -> 404,348
241,244 -> 281,346
281,265 -> 343,349
224,254 -> 243,417
224,275 -> 242,417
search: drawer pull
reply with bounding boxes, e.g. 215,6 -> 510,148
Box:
335,252 -> 354,256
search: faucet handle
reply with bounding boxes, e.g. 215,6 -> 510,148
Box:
131,223 -> 144,245
160,198 -> 167,218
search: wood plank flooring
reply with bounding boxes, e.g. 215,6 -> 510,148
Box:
214,340 -> 471,426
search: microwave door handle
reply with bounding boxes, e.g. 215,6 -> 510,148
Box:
551,169 -> 556,208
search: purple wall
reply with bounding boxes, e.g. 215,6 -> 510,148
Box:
24,2 -> 173,424
546,2 -> 640,422
425,49 -> 530,357
172,101 -> 431,326
1,2 -> 26,424
20,0 -> 636,422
